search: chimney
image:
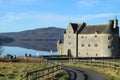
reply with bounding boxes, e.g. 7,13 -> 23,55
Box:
113,19 -> 118,29
108,20 -> 114,27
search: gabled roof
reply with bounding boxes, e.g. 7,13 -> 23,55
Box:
68,19 -> 119,34
77,22 -> 86,33
78,24 -> 109,34
70,23 -> 78,33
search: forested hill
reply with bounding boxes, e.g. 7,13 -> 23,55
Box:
0,27 -> 65,51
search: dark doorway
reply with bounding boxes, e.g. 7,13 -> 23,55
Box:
67,49 -> 72,57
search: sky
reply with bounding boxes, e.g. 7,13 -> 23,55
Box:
0,0 -> 120,32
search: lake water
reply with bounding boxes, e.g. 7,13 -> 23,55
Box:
1,46 -> 58,57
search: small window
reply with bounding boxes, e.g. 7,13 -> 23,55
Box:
95,35 -> 97,38
79,52 -> 80,54
81,36 -> 84,39
94,44 -> 98,47
87,53 -> 88,55
96,54 -> 98,56
108,37 -> 110,40
81,44 -> 84,47
108,36 -> 113,40
108,46 -> 111,49
108,45 -> 112,49
69,31 -> 71,33
88,44 -> 90,47
68,36 -> 71,38
68,42 -> 71,45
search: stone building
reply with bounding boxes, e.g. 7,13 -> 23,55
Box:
57,19 -> 120,57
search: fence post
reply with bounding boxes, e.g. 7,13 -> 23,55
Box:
48,68 -> 49,78
26,73 -> 29,80
35,72 -> 37,80
42,69 -> 44,80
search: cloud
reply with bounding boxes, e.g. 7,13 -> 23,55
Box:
0,0 -> 37,5
0,0 -> 44,8
0,12 -> 68,28
77,0 -> 100,8
80,13 -> 120,21
1,12 -> 120,28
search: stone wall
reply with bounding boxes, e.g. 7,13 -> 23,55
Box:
62,25 -> 77,57
57,20 -> 120,57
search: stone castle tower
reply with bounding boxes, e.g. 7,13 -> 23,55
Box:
57,19 -> 120,57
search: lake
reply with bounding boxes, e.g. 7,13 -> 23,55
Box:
0,46 -> 58,57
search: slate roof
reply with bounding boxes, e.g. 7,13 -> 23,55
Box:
78,24 -> 110,34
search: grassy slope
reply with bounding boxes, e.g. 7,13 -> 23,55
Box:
0,62 -> 46,80
66,62 -> 120,80
47,70 -> 69,80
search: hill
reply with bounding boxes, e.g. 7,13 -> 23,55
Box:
0,27 -> 65,51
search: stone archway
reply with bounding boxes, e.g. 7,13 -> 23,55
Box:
67,49 -> 72,57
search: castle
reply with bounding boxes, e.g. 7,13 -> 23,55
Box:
57,19 -> 120,57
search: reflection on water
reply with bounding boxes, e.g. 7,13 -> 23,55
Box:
1,46 -> 58,57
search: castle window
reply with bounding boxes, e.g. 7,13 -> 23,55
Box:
108,37 -> 110,40
81,44 -> 84,47
81,36 -> 84,39
68,36 -> 71,38
68,42 -> 71,45
108,36 -> 113,40
95,35 -> 97,38
94,44 -> 98,47
88,44 -> 90,47
87,53 -> 88,55
69,31 -> 71,33
96,54 -> 98,56
108,45 -> 113,49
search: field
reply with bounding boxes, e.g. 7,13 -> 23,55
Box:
0,58 -> 46,80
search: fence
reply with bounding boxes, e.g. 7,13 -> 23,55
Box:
21,65 -> 62,80
69,59 -> 120,70
21,59 -> 62,80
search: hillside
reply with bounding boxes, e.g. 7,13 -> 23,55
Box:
0,27 -> 65,51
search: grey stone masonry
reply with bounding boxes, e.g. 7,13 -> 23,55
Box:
57,19 -> 120,57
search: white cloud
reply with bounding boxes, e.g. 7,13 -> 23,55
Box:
77,0 -> 100,8
0,0 -> 38,5
80,13 -> 120,21
0,0 -> 44,8
1,12 -> 120,28
0,12 -> 68,28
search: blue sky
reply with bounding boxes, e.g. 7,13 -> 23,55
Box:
0,0 -> 120,32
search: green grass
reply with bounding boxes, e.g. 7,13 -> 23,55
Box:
66,62 -> 120,80
57,71 -> 69,80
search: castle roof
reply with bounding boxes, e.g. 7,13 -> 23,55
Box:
68,19 -> 119,34
78,24 -> 111,34
70,23 -> 78,33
